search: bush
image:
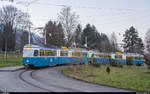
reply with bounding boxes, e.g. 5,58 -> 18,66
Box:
148,61 -> 150,66
147,66 -> 150,69
91,62 -> 101,67
89,54 -> 94,64
148,66 -> 150,73
136,63 -> 142,66
126,57 -> 133,65
106,66 -> 110,74
109,58 -> 123,68
109,59 -> 117,66
89,54 -> 101,67
117,62 -> 123,68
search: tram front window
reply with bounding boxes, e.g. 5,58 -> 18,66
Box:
34,50 -> 39,56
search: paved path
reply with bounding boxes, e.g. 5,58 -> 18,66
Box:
0,66 -> 24,72
0,66 -> 134,92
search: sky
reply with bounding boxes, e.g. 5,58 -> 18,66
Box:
0,0 -> 150,46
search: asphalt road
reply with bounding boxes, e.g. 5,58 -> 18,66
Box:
0,66 -> 134,92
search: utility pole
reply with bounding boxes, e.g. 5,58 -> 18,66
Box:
44,29 -> 46,45
28,25 -> 31,45
85,36 -> 87,48
73,36 -> 76,48
33,27 -> 46,46
4,37 -> 7,59
16,0 -> 38,45
32,27 -> 44,45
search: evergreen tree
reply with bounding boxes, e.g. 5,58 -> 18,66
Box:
99,33 -> 111,52
81,24 -> 98,49
81,23 -> 111,52
57,23 -> 65,46
44,20 -> 65,47
122,26 -> 144,54
73,24 -> 82,47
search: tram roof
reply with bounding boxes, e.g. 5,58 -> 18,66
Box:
24,44 -> 41,48
23,44 -> 85,51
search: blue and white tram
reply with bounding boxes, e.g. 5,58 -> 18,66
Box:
23,44 -> 145,68
23,44 -> 57,67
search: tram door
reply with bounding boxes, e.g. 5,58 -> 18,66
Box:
46,49 -> 58,65
39,49 -> 49,66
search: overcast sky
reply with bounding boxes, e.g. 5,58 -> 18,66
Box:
0,0 -> 150,44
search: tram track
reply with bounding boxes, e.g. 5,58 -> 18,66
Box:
18,69 -> 54,92
30,67 -> 82,92
18,67 -> 81,92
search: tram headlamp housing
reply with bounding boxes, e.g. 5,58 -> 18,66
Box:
26,60 -> 30,63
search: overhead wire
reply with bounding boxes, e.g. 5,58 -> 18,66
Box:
14,0 -> 150,34
28,1 -> 150,25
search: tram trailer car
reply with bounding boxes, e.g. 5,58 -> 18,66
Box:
23,44 -> 145,68
94,52 -> 144,65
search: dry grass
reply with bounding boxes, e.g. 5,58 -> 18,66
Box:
62,64 -> 150,92
0,53 -> 22,67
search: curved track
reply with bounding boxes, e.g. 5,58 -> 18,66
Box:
18,67 -> 83,92
19,69 -> 54,92
0,66 -> 134,92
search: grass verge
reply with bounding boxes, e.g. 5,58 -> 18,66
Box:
0,53 -> 22,67
62,64 -> 150,92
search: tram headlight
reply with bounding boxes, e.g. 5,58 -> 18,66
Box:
26,60 -> 30,63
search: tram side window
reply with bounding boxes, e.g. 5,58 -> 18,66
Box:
40,49 -> 44,56
115,55 -> 122,59
72,52 -> 80,57
61,51 -> 68,56
134,56 -> 143,60
47,50 -> 57,56
95,54 -> 100,58
77,52 -> 81,57
45,50 -> 48,56
81,52 -> 88,57
140,57 -> 144,60
126,56 -> 133,59
34,50 -> 39,56
99,54 -> 110,58
98,54 -> 102,58
100,54 -> 104,58
106,54 -> 111,58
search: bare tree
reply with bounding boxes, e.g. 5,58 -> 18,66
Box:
0,5 -> 31,52
145,29 -> 150,64
58,7 -> 79,47
110,32 -> 119,52
145,29 -> 150,53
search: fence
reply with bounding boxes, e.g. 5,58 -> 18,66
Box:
0,51 -> 22,67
